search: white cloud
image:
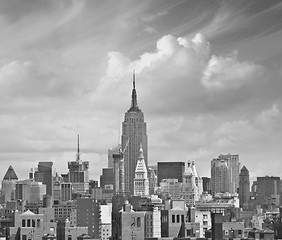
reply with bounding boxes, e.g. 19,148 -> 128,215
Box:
201,51 -> 264,90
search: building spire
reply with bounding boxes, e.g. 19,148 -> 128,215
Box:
129,71 -> 139,112
76,133 -> 81,162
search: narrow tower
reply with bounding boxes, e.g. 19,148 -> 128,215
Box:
239,166 -> 250,209
121,73 -> 148,195
134,144 -> 149,197
68,134 -> 89,194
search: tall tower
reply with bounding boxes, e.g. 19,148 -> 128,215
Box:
35,162 -> 53,196
121,73 -> 148,195
239,166 -> 250,209
1,165 -> 18,202
68,134 -> 89,194
134,144 -> 149,197
211,158 -> 229,195
218,154 -> 240,193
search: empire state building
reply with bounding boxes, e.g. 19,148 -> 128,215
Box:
121,74 -> 148,195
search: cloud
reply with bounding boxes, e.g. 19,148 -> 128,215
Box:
201,51 -> 264,90
141,11 -> 168,22
143,26 -> 157,34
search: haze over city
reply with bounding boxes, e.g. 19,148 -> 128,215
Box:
0,0 -> 282,181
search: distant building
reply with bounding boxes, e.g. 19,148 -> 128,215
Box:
108,145 -> 120,168
100,168 -> 114,191
239,166 -> 250,209
202,177 -> 211,194
15,179 -> 46,203
133,145 -> 149,197
148,167 -> 157,195
211,158 -> 229,195
181,161 -> 203,206
76,198 -> 100,239
159,179 -> 182,200
218,154 -> 240,193
1,165 -> 18,202
157,162 -> 185,186
35,162 -> 53,196
68,135 -> 89,194
121,74 -> 148,195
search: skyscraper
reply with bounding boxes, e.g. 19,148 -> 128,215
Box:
211,158 -> 229,195
211,154 -> 240,195
1,165 -> 18,202
239,166 -> 250,209
218,154 -> 240,193
121,74 -> 148,195
68,134 -> 89,194
35,162 -> 53,196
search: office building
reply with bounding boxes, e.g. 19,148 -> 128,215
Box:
202,177 -> 211,194
239,166 -> 250,209
100,168 -> 114,191
15,179 -> 46,203
108,145 -> 120,168
34,162 -> 53,196
76,197 -> 100,239
211,158 -> 229,195
68,135 -> 89,194
1,165 -> 18,202
121,74 -> 148,194
218,154 -> 240,193
157,162 -> 185,186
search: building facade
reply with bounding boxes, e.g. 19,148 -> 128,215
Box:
239,166 -> 250,209
157,162 -> 185,186
133,145 -> 149,197
121,75 -> 148,195
68,135 -> 89,194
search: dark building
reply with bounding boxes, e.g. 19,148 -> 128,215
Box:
157,162 -> 185,186
239,166 -> 250,209
211,212 -> 223,240
77,198 -> 100,239
202,177 -> 211,194
121,74 -> 148,195
100,168 -> 114,191
35,162 -> 53,196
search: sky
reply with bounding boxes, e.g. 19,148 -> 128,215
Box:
0,0 -> 282,183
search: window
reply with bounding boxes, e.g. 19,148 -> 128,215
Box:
181,215 -> 184,223
137,217 -> 141,227
172,215 -> 175,223
22,219 -> 26,227
27,219 -> 31,227
177,215 -> 180,223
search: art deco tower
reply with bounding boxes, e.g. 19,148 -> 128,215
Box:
121,74 -> 148,195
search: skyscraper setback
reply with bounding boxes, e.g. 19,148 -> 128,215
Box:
121,74 -> 148,195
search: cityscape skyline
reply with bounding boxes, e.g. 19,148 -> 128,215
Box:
1,0 -> 282,181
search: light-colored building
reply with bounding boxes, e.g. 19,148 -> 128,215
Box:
9,208 -> 56,240
100,203 -> 112,240
121,74 -> 148,195
218,154 -> 240,194
15,179 -> 46,203
159,178 -> 182,200
181,161 -> 202,205
1,165 -> 18,202
108,145 -> 120,168
134,145 -> 149,197
195,210 -> 211,238
211,158 -> 229,195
